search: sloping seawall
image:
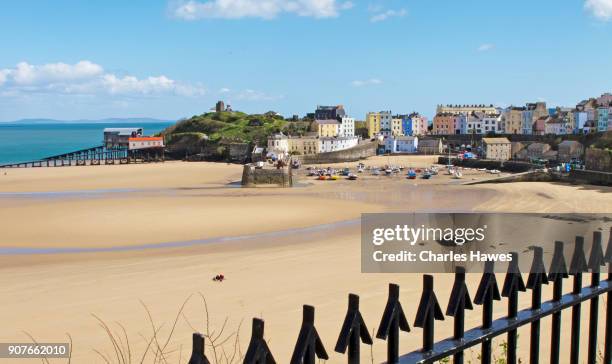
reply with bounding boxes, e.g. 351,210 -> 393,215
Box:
296,141 -> 377,164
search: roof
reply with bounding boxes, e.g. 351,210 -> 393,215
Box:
482,137 -> 511,144
394,135 -> 418,141
315,119 -> 340,125
558,140 -> 583,146
128,137 -> 162,141
104,127 -> 143,136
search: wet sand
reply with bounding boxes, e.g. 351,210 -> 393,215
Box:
0,159 -> 610,363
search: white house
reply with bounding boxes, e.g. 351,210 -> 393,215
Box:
384,135 -> 418,153
319,136 -> 359,153
573,111 -> 588,133
267,133 -> 289,158
545,119 -> 566,135
338,116 -> 355,137
482,114 -> 502,134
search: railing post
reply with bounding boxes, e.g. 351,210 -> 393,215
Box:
335,294 -> 373,364
290,305 -> 328,364
604,227 -> 612,364
569,236 -> 588,364
188,333 -> 211,364
548,241 -> 568,364
376,283 -> 410,364
502,252 -> 526,364
243,318 -> 276,364
446,266 -> 473,364
526,246 -> 549,364
474,261 -> 501,364
414,275 -> 444,353
587,231 -> 605,364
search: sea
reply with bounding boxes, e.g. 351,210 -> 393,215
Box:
0,121 -> 174,165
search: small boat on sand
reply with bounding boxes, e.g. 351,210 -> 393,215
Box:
347,173 -> 358,180
407,169 -> 417,179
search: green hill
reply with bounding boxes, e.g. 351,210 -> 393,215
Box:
159,111 -> 288,159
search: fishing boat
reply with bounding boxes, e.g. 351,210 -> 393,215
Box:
328,175 -> 339,180
347,173 -> 358,180
489,169 -> 501,174
452,170 -> 463,179
317,174 -> 326,180
372,169 -> 381,176
407,169 -> 417,179
357,166 -> 364,173
422,171 -> 432,179
341,168 -> 350,176
384,168 -> 393,175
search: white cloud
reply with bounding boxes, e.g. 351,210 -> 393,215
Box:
477,43 -> 495,52
171,0 -> 353,20
8,61 -> 104,86
585,0 -> 612,20
370,8 -> 406,22
0,70 -> 7,86
351,78 -> 382,87
219,87 -> 231,93
0,61 -> 205,97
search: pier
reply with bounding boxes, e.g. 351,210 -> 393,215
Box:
0,127 -> 165,168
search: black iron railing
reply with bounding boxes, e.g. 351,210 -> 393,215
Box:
188,228 -> 612,364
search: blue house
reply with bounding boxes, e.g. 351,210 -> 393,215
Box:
401,115 -> 414,136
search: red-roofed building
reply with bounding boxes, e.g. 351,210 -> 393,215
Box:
128,136 -> 164,150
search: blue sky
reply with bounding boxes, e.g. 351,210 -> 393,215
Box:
0,0 -> 611,121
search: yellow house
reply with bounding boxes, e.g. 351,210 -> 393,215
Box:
366,112 -> 381,137
391,118 -> 403,136
288,137 -> 318,155
315,119 -> 340,137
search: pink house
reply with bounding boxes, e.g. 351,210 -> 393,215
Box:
533,116 -> 547,135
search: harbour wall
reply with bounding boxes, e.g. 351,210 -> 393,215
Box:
569,169 -> 612,186
296,141 -> 377,164
462,171 -> 554,185
241,164 -> 293,187
437,157 -> 536,173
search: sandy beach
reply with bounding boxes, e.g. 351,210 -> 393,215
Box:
0,158 -> 611,363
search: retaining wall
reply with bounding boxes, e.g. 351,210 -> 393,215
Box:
296,141 -> 377,164
585,148 -> 612,172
